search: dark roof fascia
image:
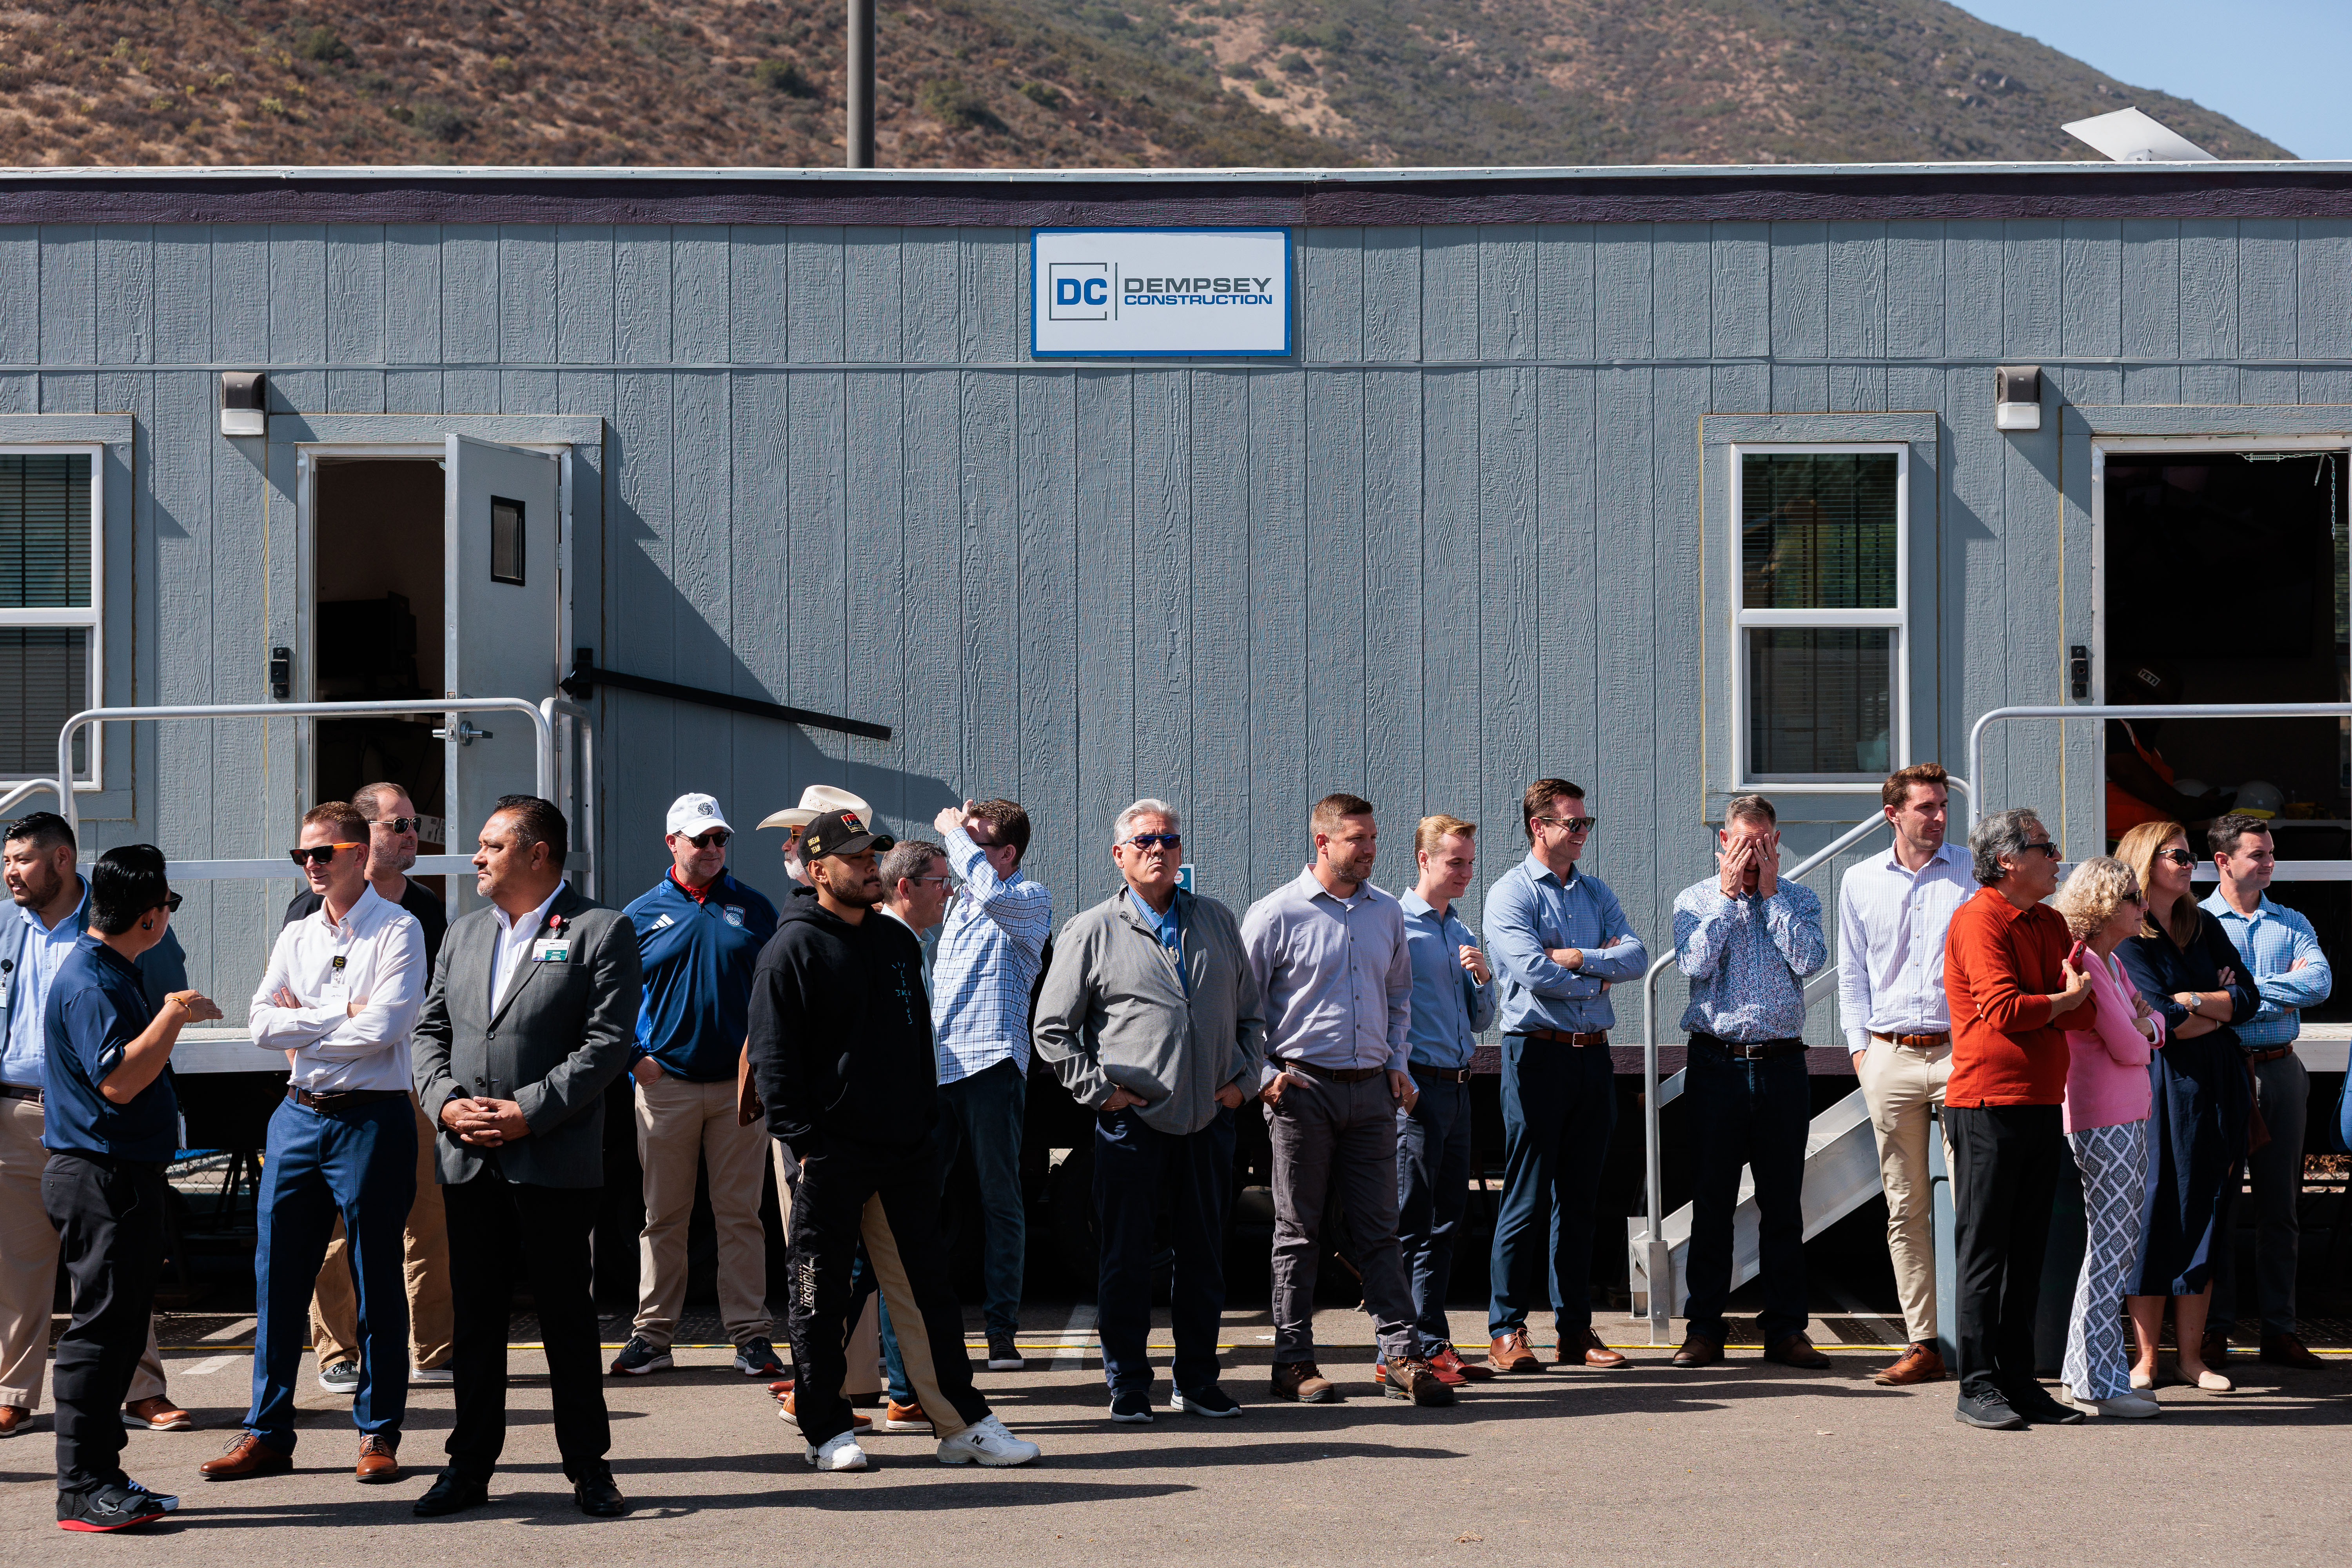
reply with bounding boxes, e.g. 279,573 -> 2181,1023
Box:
8,165 -> 2352,226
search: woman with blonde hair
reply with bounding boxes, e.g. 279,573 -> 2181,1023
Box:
2112,820 -> 2254,1392
2048,857 -> 2163,1417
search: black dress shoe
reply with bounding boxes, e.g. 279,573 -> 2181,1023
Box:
2002,1381 -> 2086,1426
1764,1333 -> 1833,1370
571,1466 -> 629,1518
412,1470 -> 490,1517
1671,1333 -> 1724,1368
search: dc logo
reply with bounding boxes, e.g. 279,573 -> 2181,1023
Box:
1047,262 -> 1110,321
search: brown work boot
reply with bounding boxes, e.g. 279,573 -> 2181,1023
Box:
1486,1328 -> 1539,1374
1764,1332 -> 1833,1370
1432,1346 -> 1494,1383
2261,1332 -> 2328,1370
1874,1342 -> 1948,1385
1671,1331 -> 1724,1368
354,1434 -> 400,1484
200,1432 -> 293,1481
0,1405 -> 29,1438
1270,1361 -> 1338,1403
1381,1356 -> 1457,1406
123,1396 -> 192,1431
1561,1328 -> 1628,1369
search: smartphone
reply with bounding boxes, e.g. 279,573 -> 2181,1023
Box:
2067,938 -> 2089,968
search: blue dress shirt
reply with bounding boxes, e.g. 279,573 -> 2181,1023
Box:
1484,853 -> 1648,1037
1240,867 -> 1412,1085
1398,890 -> 1496,1070
1673,877 -> 1828,1043
2200,891 -> 2333,1049
2,876 -> 89,1086
1130,888 -> 1187,998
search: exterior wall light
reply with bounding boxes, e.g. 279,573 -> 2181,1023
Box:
1994,365 -> 2042,432
220,371 -> 266,437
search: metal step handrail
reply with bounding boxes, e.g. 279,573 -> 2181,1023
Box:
0,778 -> 61,817
1965,701 -> 2352,830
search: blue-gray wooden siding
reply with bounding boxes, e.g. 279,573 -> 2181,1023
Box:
5,216 -> 2352,1036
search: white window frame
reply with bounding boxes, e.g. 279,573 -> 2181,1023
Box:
1730,441 -> 1910,792
0,443 -> 104,791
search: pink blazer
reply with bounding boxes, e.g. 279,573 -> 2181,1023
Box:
2062,949 -> 2161,1133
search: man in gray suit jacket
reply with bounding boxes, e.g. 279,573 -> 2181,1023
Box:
408,795 -> 640,1520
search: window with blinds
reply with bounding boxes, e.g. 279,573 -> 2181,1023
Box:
1733,448 -> 1907,785
0,452 -> 100,782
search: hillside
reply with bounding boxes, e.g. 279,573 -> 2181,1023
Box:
0,0 -> 2293,169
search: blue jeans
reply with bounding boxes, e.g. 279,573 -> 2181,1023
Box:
249,1096 -> 416,1446
936,1058 -> 1027,1339
1397,1074 -> 1473,1356
1681,1042 -> 1810,1345
847,1245 -> 915,1405
1095,1105 -> 1234,1396
1487,1037 -> 1616,1338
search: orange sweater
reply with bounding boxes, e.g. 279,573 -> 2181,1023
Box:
1942,885 -> 2072,1107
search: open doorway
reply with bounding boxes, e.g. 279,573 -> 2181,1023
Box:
2102,448 -> 2350,1016
312,458 -> 447,878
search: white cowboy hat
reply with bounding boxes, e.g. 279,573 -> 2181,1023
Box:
757,785 -> 873,833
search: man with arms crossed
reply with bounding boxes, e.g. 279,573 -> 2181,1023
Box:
1036,800 -> 1262,1422
1837,762 -> 1974,1387
1482,780 -> 1646,1374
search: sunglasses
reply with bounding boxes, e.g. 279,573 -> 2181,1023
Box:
683,829 -> 731,849
2019,841 -> 2062,860
2156,848 -> 2197,866
156,891 -> 183,914
1538,815 -> 1599,833
375,816 -> 421,836
287,841 -> 367,867
1122,833 -> 1183,851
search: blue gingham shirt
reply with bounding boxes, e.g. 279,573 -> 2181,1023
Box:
1398,891 -> 1496,1071
931,824 -> 1053,1082
2200,891 -> 2332,1050
1673,877 -> 1828,1043
1483,853 -> 1648,1036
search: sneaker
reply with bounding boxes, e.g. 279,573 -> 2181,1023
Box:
57,1482 -> 167,1533
937,1414 -> 1040,1467
985,1334 -> 1025,1372
806,1430 -> 870,1472
1172,1383 -> 1241,1418
1381,1355 -> 1457,1407
776,1389 -> 871,1434
882,1399 -> 933,1433
607,1336 -> 673,1376
1108,1388 -> 1155,1424
316,1359 -> 362,1396
2003,1381 -> 2087,1426
2062,1385 -> 2160,1419
1953,1389 -> 2028,1430
732,1337 -> 785,1377
410,1364 -> 454,1386
121,1478 -> 179,1513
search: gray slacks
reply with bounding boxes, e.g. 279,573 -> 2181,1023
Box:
2211,1052 -> 2308,1339
1267,1071 -> 1417,1365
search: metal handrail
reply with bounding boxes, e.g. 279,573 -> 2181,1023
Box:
0,778 -> 61,817
1965,701 -> 2352,829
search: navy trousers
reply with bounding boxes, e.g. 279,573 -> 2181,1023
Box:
1681,1042 -> 1811,1345
1487,1037 -> 1616,1339
1397,1074 -> 1473,1356
248,1095 -> 415,1447
1095,1105 -> 1234,1396
936,1058 -> 1028,1340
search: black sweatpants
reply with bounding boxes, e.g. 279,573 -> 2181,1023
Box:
42,1151 -> 167,1494
1947,1102 -> 2067,1401
442,1174 -> 610,1481
786,1140 -> 989,1448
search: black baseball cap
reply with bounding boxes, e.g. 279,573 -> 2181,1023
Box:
802,807 -> 894,861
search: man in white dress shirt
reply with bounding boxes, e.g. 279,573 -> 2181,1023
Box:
202,802 -> 427,1485
1835,762 -> 1975,1387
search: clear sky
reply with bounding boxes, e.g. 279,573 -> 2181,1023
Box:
1951,1 -> 2351,159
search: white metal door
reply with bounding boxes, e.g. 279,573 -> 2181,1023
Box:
443,434 -> 561,908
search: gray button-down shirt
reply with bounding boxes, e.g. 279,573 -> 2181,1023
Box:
1240,867 -> 1412,1086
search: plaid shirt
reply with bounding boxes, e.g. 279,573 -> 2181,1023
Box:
2200,891 -> 2333,1049
931,824 -> 1053,1083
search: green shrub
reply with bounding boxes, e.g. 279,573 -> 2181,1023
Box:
1020,81 -> 1065,109
294,25 -> 356,67
753,58 -> 819,97
920,78 -> 1004,131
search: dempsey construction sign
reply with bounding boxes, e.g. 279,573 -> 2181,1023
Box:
1031,228 -> 1292,358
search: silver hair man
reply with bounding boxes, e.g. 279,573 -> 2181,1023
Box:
1112,799 -> 1182,842
1968,807 -> 2047,886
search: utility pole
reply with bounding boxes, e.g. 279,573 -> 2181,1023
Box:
847,0 -> 875,169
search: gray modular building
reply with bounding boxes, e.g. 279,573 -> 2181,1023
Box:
5,161 -> 2352,1060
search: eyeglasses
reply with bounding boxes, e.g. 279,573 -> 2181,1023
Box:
914,873 -> 959,890
684,829 -> 731,849
1122,833 -> 1183,851
2020,841 -> 2062,860
1537,815 -> 1599,833
156,891 -> 183,914
2156,848 -> 2197,866
287,842 -> 367,867
374,817 -> 421,836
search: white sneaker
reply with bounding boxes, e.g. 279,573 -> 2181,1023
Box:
806,1430 -> 870,1472
936,1414 -> 1040,1467
410,1365 -> 454,1386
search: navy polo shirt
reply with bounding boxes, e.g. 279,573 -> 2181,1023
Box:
41,935 -> 179,1163
625,869 -> 780,1082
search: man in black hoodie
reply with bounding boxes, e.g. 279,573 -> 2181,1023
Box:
746,808 -> 1041,1473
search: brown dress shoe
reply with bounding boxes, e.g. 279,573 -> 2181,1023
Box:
1432,1346 -> 1495,1382
123,1396 -> 192,1431
355,1434 -> 400,1484
1873,1343 -> 1948,1385
0,1405 -> 29,1437
1671,1332 -> 1724,1368
200,1432 -> 293,1480
1487,1328 -> 1540,1374
1270,1361 -> 1339,1403
2201,1329 -> 2232,1367
1381,1356 -> 1458,1406
1561,1328 -> 1628,1369
2260,1332 -> 2329,1370
1765,1332 -> 1833,1370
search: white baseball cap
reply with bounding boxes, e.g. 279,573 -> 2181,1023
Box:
758,785 -> 872,833
665,793 -> 733,838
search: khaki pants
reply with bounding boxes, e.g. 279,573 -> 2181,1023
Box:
633,1072 -> 771,1349
310,1095 -> 453,1372
1857,1040 -> 1953,1345
0,1096 -> 167,1410
771,1135 -> 878,1395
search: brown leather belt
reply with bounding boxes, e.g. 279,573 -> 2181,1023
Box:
0,1082 -> 40,1103
1272,1058 -> 1385,1085
1692,1033 -> 1807,1062
1871,1032 -> 1951,1049
1515,1028 -> 1610,1047
287,1086 -> 408,1114
2246,1046 -> 2296,1065
1414,1065 -> 1474,1084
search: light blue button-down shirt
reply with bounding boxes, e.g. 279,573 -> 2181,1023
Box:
1483,853 -> 1648,1037
931,824 -> 1053,1083
2,877 -> 89,1086
1397,890 -> 1495,1070
2200,890 -> 2332,1049
1834,840 -> 1975,1053
1241,867 -> 1412,1086
1673,877 -> 1828,1044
